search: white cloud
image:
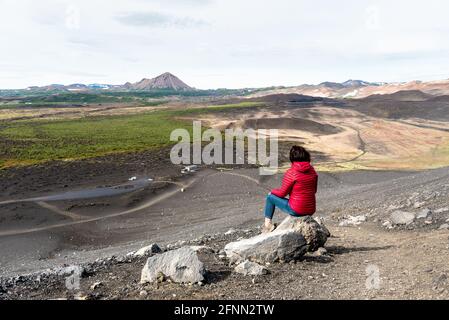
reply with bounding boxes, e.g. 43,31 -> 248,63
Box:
116,11 -> 208,28
1,0 -> 449,88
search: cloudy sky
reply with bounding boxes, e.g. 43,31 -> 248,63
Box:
1,0 -> 449,89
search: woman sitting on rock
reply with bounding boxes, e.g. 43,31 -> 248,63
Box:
262,146 -> 318,234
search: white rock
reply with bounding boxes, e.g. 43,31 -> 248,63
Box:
224,216 -> 329,264
439,224 -> 449,230
90,282 -> 102,290
234,260 -> 269,276
382,220 -> 393,229
339,215 -> 366,227
225,228 -> 237,235
56,265 -> 84,277
140,247 -> 205,284
416,208 -> 432,219
413,202 -> 425,209
435,207 -> 449,214
390,211 -> 415,225
314,247 -> 328,256
139,290 -> 148,297
134,243 -> 162,258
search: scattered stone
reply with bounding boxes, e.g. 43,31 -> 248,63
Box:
432,274 -> 447,290
314,247 -> 328,256
225,228 -> 237,235
90,282 -> 102,290
338,215 -> 366,227
156,271 -> 166,283
435,207 -> 449,214
413,202 -> 425,209
224,216 -> 329,264
416,208 -> 432,219
139,290 -> 148,297
390,211 -> 415,225
189,245 -> 214,254
438,224 -> 449,230
387,204 -> 404,211
140,247 -> 205,284
134,243 -> 162,258
234,260 -> 269,276
382,220 -> 393,229
73,294 -> 89,301
56,265 -> 85,277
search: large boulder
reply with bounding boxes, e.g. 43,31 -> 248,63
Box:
224,216 -> 330,264
140,247 -> 205,284
277,216 -> 330,252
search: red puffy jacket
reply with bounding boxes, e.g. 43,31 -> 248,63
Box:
271,162 -> 318,215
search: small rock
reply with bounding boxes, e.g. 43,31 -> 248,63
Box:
314,247 -> 328,256
413,202 -> 425,209
439,224 -> 449,230
189,245 -> 214,254
234,260 -> 269,276
134,243 -> 162,258
339,215 -> 366,227
390,211 -> 415,225
435,207 -> 449,214
416,208 -> 432,219
139,290 -> 148,297
382,220 -> 393,229
90,282 -> 102,290
156,271 -> 165,283
225,228 -> 237,235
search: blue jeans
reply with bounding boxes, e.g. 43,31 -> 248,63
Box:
264,194 -> 299,219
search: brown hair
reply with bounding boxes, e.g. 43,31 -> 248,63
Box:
289,146 -> 311,163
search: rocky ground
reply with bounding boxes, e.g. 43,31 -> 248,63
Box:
1,148 -> 449,300
2,214 -> 449,300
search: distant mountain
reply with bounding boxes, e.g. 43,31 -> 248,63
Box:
125,72 -> 192,91
250,79 -> 449,99
19,75 -> 449,99
363,90 -> 433,102
319,80 -> 380,89
25,72 -> 192,92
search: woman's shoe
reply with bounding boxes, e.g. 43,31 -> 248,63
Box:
261,223 -> 277,234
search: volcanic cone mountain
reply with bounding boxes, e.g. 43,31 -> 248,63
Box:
125,72 -> 192,91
